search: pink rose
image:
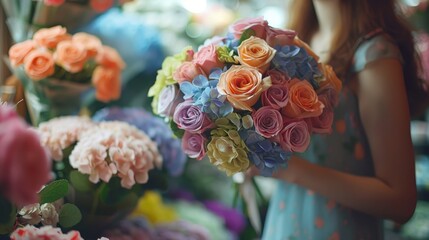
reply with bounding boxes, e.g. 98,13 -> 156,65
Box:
229,16 -> 268,40
182,131 -> 206,160
96,45 -> 126,70
157,84 -> 184,117
8,40 -> 37,67
261,84 -> 289,109
252,106 -> 283,138
266,69 -> 290,85
92,66 -> 121,102
0,106 -> 51,205
192,44 -> 224,75
173,61 -> 206,83
33,26 -> 71,49
310,108 -> 334,134
24,50 -> 55,80
274,120 -> 311,153
265,26 -> 296,47
44,0 -> 65,6
54,40 -> 88,73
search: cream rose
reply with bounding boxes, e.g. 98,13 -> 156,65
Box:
217,65 -> 271,111
237,36 -> 276,73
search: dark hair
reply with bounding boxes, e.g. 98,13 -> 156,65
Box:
287,0 -> 429,118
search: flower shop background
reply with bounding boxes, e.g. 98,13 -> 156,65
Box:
1,0 -> 429,239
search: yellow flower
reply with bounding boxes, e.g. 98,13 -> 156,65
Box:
131,191 -> 177,224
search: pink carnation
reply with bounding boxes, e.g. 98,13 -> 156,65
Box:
37,116 -> 96,161
0,106 -> 51,206
69,121 -> 162,189
10,225 -> 83,240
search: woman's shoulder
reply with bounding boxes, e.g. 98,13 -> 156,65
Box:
352,33 -> 403,73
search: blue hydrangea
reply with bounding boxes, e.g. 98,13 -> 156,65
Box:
92,107 -> 187,177
271,45 -> 322,89
180,70 -> 233,119
240,130 -> 291,176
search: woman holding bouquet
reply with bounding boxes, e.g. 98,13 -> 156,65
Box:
259,0 -> 429,239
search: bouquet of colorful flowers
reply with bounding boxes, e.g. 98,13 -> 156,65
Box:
7,25 -> 125,125
149,17 -> 342,177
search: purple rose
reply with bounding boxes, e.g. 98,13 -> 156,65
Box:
261,84 -> 289,109
252,106 -> 283,138
157,85 -> 184,117
182,131 -> 206,160
265,26 -> 296,47
173,100 -> 214,134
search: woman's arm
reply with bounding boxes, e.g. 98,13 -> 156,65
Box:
269,58 -> 417,224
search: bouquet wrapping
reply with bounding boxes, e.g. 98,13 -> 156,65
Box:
149,17 -> 342,177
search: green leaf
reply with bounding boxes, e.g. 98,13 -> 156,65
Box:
170,120 -> 185,139
69,170 -> 92,192
239,28 -> 256,45
39,179 -> 69,204
59,203 -> 82,228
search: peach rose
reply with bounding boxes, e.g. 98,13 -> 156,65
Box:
319,64 -> 342,93
54,41 -> 88,73
24,50 -> 55,80
193,44 -> 224,75
96,46 -> 126,70
173,61 -> 206,83
92,66 -> 121,102
72,32 -> 102,57
237,36 -> 276,73
217,65 -> 271,111
8,40 -> 37,67
33,26 -> 71,49
282,79 -> 324,118
293,37 -> 320,62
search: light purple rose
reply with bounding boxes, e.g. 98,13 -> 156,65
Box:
229,16 -> 268,40
157,85 -> 184,117
192,44 -> 224,75
274,119 -> 311,153
252,106 -> 283,138
265,26 -> 297,47
266,69 -> 290,85
182,131 -> 206,160
261,85 -> 289,109
173,61 -> 206,83
173,100 -> 214,134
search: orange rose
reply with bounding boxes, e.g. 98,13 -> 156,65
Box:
72,32 -> 102,57
237,36 -> 276,73
54,41 -> 88,73
293,37 -> 320,62
218,65 -> 271,111
92,66 -> 121,102
96,46 -> 126,70
33,26 -> 71,49
24,50 -> 55,80
282,79 -> 324,118
319,64 -> 342,93
8,40 -> 37,67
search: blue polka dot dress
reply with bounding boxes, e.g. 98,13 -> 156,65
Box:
262,34 -> 403,240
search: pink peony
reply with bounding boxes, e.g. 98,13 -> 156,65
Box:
182,132 -> 206,160
229,16 -> 268,40
10,225 -> 83,240
69,121 -> 162,189
0,106 -> 51,205
252,106 -> 283,138
37,116 -> 96,161
274,120 -> 311,153
192,44 -> 224,75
